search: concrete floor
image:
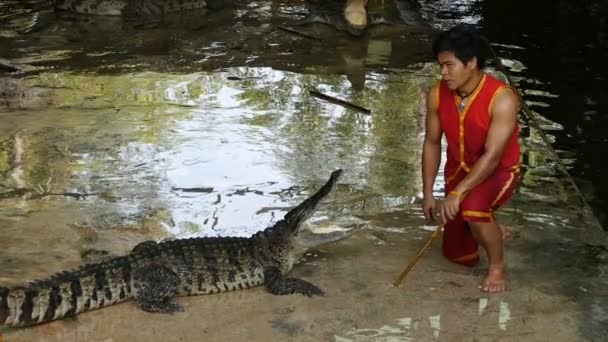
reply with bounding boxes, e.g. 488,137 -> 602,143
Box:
3,200 -> 606,341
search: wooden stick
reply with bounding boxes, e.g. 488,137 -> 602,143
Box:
393,224 -> 444,287
275,25 -> 322,41
309,90 -> 372,115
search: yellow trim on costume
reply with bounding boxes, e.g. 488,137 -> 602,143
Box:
487,85 -> 507,117
461,161 -> 471,172
452,251 -> 479,263
491,164 -> 521,208
445,165 -> 462,185
436,80 -> 441,106
463,210 -> 494,221
491,170 -> 515,207
453,74 -> 487,175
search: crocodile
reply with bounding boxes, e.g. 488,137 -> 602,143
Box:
0,169 -> 350,327
52,0 -> 227,16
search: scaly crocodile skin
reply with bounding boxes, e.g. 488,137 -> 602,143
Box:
0,170 -> 344,327
54,0 -> 209,16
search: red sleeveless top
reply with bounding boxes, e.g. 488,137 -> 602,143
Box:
438,74 -> 520,182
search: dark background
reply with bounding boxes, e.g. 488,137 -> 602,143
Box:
424,0 -> 608,228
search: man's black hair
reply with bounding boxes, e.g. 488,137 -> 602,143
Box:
432,24 -> 489,69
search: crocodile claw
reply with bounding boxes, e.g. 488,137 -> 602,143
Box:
300,282 -> 325,297
138,300 -> 184,314
265,270 -> 325,297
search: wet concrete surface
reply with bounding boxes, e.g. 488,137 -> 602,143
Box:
0,0 -> 607,341
1,193 -> 606,341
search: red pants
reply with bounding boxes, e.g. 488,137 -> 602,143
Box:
442,166 -> 519,266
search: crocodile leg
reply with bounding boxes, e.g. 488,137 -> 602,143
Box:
131,240 -> 159,255
263,267 -> 324,297
132,264 -> 183,313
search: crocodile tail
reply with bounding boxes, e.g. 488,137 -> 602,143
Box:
1,256 -> 135,327
266,169 -> 343,236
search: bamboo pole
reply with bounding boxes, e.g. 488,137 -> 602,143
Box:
393,223 -> 444,287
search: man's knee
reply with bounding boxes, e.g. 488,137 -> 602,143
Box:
467,220 -> 503,242
467,220 -> 498,231
468,220 -> 492,228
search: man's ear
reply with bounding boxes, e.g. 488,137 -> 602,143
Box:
466,57 -> 478,70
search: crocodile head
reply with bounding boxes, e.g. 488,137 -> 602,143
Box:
291,221 -> 355,257
257,170 -> 355,261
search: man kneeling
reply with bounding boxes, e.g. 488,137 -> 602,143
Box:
421,24 -> 521,293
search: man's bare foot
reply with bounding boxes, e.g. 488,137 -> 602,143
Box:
481,265 -> 508,293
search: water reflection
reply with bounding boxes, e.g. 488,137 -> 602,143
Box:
0,57 -> 592,240
477,0 -> 608,229
0,66 -> 430,240
0,61 -> 596,241
420,0 -> 481,28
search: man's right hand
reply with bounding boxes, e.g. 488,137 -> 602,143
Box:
422,196 -> 437,223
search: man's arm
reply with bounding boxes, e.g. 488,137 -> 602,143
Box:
423,85 -> 442,197
452,88 -> 519,196
422,85 -> 442,222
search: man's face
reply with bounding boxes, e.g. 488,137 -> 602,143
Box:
437,51 -> 476,91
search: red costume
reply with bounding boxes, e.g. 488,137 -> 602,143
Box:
437,74 -> 520,266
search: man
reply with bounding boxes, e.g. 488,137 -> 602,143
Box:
422,24 -> 521,293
